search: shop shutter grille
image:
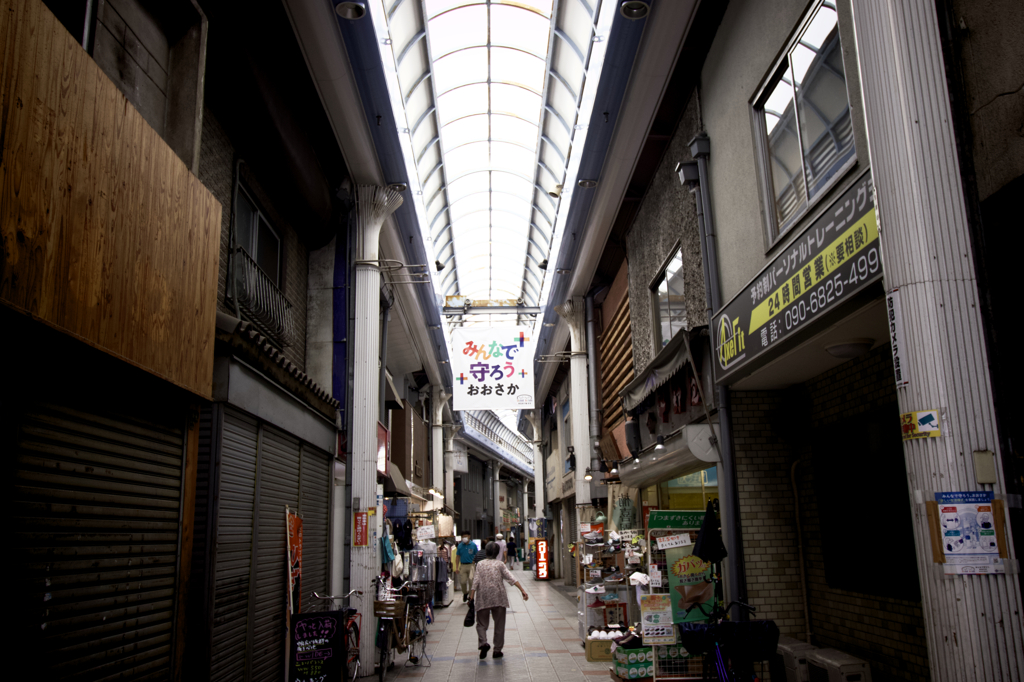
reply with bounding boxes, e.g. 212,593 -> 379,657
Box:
12,402 -> 185,682
210,409 -> 258,682
250,425 -> 301,682
600,293 -> 634,433
299,445 -> 331,613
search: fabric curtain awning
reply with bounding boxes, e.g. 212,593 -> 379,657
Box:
618,328 -> 692,413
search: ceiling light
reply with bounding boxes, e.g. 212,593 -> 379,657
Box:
556,268 -> 571,274
577,179 -> 598,188
548,184 -> 563,198
435,260 -> 445,272
610,462 -> 618,474
538,259 -> 548,270
825,338 -> 874,359
654,435 -> 666,452
584,469 -> 593,481
619,1 -> 650,20
543,323 -> 556,327
335,1 -> 367,19
387,183 -> 407,193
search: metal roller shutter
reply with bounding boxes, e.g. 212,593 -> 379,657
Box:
299,445 -> 330,613
12,401 -> 185,682
250,425 -> 301,682
210,409 -> 258,682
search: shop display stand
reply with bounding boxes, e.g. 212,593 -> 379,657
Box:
646,526 -> 706,681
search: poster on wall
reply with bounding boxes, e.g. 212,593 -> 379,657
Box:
665,545 -> 714,623
936,491 -> 1005,575
451,327 -> 535,410
639,594 -> 677,644
287,508 -> 303,615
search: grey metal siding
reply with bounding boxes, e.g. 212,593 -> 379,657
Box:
210,409 -> 258,682
12,402 -> 185,682
300,443 -> 331,613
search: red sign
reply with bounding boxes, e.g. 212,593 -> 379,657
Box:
287,509 -> 303,615
535,539 -> 550,580
353,511 -> 369,547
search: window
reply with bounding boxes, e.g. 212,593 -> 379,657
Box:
235,186 -> 281,286
754,1 -> 856,241
652,248 -> 686,349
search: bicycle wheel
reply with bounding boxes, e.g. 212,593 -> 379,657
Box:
377,623 -> 392,682
408,608 -> 428,665
346,620 -> 360,682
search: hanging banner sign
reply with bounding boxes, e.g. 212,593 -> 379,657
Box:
451,327 -> 536,410
714,170 -> 880,384
353,511 -> 369,547
287,508 -> 303,615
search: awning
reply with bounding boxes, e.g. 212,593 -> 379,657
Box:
617,423 -> 720,489
619,329 -> 692,413
382,462 -> 413,497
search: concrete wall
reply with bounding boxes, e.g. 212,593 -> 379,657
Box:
699,0 -> 869,305
625,93 -> 706,373
733,344 -> 929,682
198,109 -> 309,370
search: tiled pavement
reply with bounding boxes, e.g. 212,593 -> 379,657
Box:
380,570 -> 613,682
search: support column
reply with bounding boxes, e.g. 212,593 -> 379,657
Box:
349,185 -> 402,672
431,387 -> 446,509
524,410 -> 545,519
556,297 -> 592,508
493,462 -> 503,535
850,3 -> 1023,679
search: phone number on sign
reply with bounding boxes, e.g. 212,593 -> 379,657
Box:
778,246 -> 880,334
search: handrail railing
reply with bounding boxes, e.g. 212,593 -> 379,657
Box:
463,411 -> 533,466
233,247 -> 295,346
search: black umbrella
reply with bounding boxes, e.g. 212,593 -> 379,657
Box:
693,500 -> 727,563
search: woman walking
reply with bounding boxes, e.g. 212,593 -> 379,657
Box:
469,542 -> 529,659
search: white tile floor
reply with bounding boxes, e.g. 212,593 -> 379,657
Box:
381,570 -> 612,682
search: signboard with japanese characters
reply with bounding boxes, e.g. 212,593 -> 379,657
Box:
886,287 -> 910,387
935,491 -> 1005,575
451,327 -> 536,410
714,170 -> 880,384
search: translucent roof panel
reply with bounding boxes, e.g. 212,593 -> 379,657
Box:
425,1 -> 553,306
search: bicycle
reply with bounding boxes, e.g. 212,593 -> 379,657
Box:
678,597 -> 779,681
310,589 -> 363,682
372,577 -> 431,682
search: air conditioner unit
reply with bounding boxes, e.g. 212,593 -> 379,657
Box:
774,635 -> 816,682
806,648 -> 872,682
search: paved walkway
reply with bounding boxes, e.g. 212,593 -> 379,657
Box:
381,570 -> 611,682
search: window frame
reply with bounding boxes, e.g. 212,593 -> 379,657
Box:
649,242 -> 684,352
751,0 -> 858,251
234,183 -> 283,288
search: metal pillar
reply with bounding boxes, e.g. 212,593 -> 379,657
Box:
525,410 -> 545,519
850,2 -> 1023,678
493,462 -> 503,535
349,184 -> 402,672
556,297 -> 592,508
431,386 -> 446,509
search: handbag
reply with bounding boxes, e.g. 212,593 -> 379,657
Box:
463,600 -> 475,627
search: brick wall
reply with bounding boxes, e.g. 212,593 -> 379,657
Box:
197,108 -> 308,370
733,344 -> 929,682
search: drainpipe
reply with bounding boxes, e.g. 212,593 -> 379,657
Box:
378,284 -> 393,420
678,133 -> 748,619
585,290 -> 604,475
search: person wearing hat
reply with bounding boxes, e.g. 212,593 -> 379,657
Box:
495,533 -> 507,563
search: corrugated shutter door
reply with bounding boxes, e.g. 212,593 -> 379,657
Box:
210,409 -> 258,682
12,402 -> 184,682
250,425 -> 300,682
300,445 -> 331,612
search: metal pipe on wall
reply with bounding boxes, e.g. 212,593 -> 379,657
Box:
584,291 -> 604,474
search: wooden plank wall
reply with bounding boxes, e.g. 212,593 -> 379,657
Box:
0,0 -> 221,398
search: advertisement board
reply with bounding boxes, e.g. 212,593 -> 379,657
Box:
714,170 -> 880,384
451,327 -> 535,410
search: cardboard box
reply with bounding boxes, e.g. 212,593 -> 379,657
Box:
613,645 -> 655,679
586,639 -> 614,662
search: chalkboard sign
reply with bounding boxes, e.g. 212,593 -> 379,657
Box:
289,611 -> 345,682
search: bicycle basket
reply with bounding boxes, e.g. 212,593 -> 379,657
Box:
374,599 -> 406,618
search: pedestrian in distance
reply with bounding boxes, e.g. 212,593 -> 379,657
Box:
505,536 -> 517,569
495,532 -> 507,563
475,536 -> 494,563
456,533 -> 478,601
469,541 -> 529,659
